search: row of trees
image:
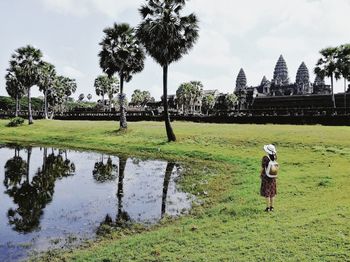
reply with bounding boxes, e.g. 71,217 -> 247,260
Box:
4,0 -> 198,141
175,81 -> 237,115
314,44 -> 350,109
5,45 -> 77,123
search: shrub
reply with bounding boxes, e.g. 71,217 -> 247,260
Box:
7,117 -> 25,127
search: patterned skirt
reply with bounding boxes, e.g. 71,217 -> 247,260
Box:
260,175 -> 277,197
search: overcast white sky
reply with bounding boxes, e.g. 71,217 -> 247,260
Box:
1,0 -> 349,101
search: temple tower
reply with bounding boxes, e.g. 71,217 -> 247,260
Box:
260,75 -> 271,94
235,68 -> 247,92
296,62 -> 312,94
273,55 -> 289,86
261,75 -> 268,86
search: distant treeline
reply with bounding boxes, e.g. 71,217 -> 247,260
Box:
0,96 -> 97,112
0,96 -> 43,111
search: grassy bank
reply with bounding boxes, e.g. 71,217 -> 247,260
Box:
0,120 -> 349,261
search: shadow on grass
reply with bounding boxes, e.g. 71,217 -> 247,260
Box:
105,128 -> 130,136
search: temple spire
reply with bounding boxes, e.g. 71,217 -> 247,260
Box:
261,75 -> 268,86
235,68 -> 247,92
296,62 -> 310,86
273,55 -> 289,86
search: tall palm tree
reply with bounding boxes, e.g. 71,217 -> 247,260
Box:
99,23 -> 145,129
38,62 -> 56,119
137,0 -> 199,141
314,47 -> 338,109
335,44 -> 350,113
8,45 -> 43,124
5,70 -> 26,117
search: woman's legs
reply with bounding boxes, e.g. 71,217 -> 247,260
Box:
265,197 -> 270,210
265,197 -> 275,211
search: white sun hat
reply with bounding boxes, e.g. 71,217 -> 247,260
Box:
263,144 -> 277,155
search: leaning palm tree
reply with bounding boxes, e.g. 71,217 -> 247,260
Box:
8,45 -> 43,124
314,47 -> 338,109
137,0 -> 199,141
5,70 -> 26,117
335,44 -> 350,112
99,23 -> 145,129
38,62 -> 56,119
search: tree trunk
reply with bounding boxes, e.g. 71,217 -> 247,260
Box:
15,94 -> 19,117
102,95 -> 105,111
26,147 -> 32,183
109,95 -> 112,111
344,78 -> 347,114
50,110 -> 55,120
117,157 -> 127,221
331,74 -> 336,109
161,162 -> 175,218
28,87 -> 33,124
163,65 -> 176,142
44,89 -> 48,119
43,147 -> 47,171
119,75 -> 127,129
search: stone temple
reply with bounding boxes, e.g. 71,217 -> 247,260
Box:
234,55 -> 331,109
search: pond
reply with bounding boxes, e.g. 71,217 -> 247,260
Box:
0,145 -> 193,261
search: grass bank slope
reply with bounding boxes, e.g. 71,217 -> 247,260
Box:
0,120 -> 349,261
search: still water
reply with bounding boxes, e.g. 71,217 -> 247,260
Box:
0,145 -> 193,261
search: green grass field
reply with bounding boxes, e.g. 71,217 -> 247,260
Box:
0,120 -> 349,261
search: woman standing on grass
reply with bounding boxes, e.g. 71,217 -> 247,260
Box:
260,144 -> 279,212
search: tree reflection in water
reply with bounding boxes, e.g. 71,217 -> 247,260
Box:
99,156 -> 131,230
115,156 -> 130,227
161,162 -> 176,218
3,147 -> 76,233
92,155 -> 117,183
98,158 -> 177,231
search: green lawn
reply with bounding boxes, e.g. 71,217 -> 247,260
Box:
0,120 -> 349,261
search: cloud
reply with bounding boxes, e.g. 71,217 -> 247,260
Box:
39,0 -> 142,17
10,0 -> 350,98
62,66 -> 85,79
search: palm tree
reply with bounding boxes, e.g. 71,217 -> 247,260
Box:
202,94 -> 215,115
131,89 -> 152,106
224,93 -> 238,111
335,44 -> 350,113
5,70 -> 26,117
314,47 -> 338,109
87,93 -> 92,101
8,45 -> 43,124
48,76 -> 77,118
78,93 -> 85,102
137,0 -> 199,141
94,75 -> 119,111
99,23 -> 145,129
38,61 -> 56,119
